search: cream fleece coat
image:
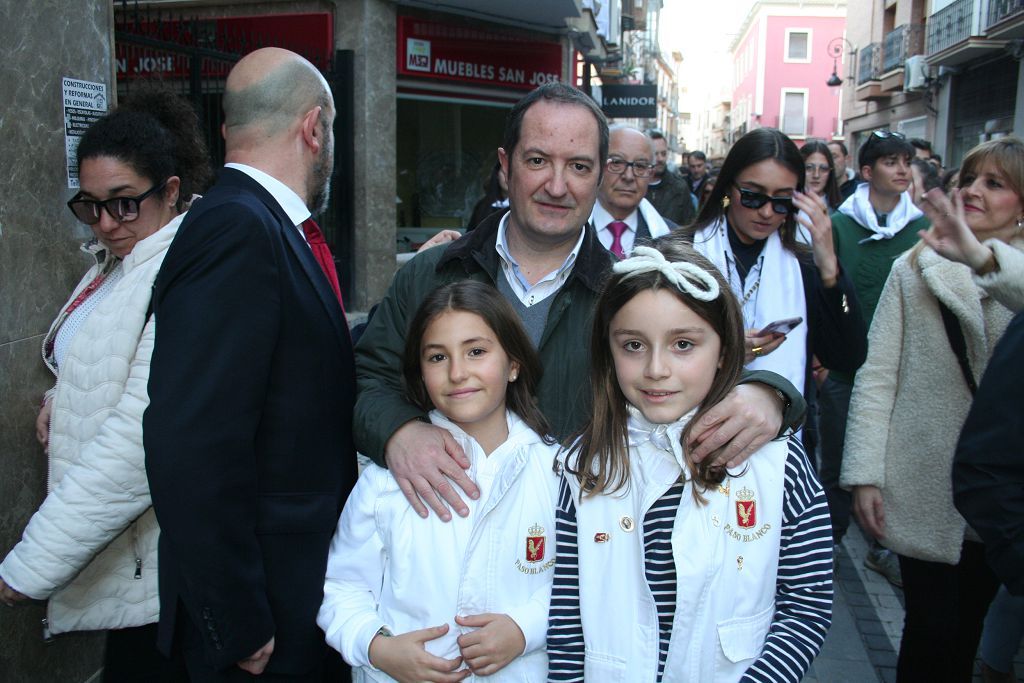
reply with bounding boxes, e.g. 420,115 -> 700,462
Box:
841,238 -> 1024,563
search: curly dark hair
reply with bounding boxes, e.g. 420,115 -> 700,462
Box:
77,81 -> 212,211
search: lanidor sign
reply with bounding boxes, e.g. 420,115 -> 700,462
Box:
600,84 -> 658,118
397,17 -> 562,90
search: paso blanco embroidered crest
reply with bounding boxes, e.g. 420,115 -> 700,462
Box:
735,486 -> 757,529
526,522 -> 546,563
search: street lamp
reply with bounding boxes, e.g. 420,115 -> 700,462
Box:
826,37 -> 852,88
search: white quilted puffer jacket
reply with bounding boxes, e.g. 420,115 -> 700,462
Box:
0,213 -> 184,635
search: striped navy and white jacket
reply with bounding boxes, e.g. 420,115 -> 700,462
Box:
547,412 -> 833,682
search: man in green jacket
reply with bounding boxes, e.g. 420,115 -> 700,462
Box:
354,83 -> 805,520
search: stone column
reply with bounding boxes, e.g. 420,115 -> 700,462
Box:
335,0 -> 398,311
0,2 -> 112,681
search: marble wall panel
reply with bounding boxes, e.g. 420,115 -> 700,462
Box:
0,1 -> 112,344
0,338 -> 104,682
337,0 -> 399,310
0,1 -> 112,680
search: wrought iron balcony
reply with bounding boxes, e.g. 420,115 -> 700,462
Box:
857,43 -> 882,84
927,0 -> 974,55
882,24 -> 926,73
989,0 -> 1024,27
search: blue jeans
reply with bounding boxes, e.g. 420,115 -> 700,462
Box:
981,585 -> 1024,672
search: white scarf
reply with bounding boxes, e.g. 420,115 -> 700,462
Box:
837,183 -> 923,243
638,198 -> 672,239
693,217 -> 808,392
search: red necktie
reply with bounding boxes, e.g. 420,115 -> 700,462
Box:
301,218 -> 344,310
607,221 -> 628,259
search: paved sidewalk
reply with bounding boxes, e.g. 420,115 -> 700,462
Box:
805,523 -> 1024,682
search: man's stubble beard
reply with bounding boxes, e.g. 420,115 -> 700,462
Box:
308,138 -> 334,217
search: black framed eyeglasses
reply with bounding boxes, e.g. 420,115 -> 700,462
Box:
606,157 -> 655,178
66,180 -> 168,225
736,187 -> 794,215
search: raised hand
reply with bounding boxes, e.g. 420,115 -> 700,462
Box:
793,190 -> 838,286
918,188 -> 993,271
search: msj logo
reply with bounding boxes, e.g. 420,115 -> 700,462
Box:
406,38 -> 431,72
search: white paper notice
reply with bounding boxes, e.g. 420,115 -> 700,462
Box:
63,77 -> 108,189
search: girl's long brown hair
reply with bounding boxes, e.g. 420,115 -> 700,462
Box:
565,235 -> 746,500
402,281 -> 553,442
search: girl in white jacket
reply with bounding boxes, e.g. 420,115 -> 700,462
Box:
547,240 -> 833,683
319,281 -> 560,682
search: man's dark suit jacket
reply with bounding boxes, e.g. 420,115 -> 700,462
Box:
144,168 -> 357,676
954,310 -> 1024,595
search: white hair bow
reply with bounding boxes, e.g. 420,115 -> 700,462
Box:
612,246 -> 720,302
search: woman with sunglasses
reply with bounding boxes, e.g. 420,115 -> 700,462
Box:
688,128 -> 867,455
841,137 -> 1024,682
0,83 -> 210,679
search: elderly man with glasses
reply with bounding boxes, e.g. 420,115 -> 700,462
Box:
590,124 -> 677,259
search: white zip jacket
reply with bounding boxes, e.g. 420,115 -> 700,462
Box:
548,412 -> 832,682
0,213 -> 184,634
318,410 -> 560,682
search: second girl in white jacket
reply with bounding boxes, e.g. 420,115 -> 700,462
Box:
547,240 -> 833,683
318,281 -> 560,682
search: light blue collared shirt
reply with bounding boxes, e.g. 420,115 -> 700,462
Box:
494,213 -> 586,307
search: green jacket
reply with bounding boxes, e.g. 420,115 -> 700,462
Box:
829,208 -> 929,382
353,211 -> 806,464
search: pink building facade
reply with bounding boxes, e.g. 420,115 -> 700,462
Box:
730,2 -> 847,144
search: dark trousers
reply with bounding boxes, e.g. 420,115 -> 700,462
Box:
818,376 -> 853,543
104,623 -> 189,683
896,541 -> 1000,682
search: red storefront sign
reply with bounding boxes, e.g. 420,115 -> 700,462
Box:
116,13 -> 334,78
397,17 -> 562,90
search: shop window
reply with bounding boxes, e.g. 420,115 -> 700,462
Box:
396,97 -> 510,242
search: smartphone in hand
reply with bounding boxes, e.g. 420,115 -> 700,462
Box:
756,316 -> 803,337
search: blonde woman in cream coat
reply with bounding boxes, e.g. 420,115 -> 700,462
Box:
841,137 -> 1024,683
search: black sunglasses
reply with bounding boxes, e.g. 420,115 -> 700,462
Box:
67,180 -> 168,225
870,129 -> 906,141
736,187 -> 794,215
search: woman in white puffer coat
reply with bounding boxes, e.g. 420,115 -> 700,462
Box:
0,83 -> 211,681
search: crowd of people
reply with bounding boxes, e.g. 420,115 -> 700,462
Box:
2,46 -> 1023,683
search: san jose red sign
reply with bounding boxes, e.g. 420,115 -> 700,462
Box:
116,12 -> 334,78
397,17 -> 562,90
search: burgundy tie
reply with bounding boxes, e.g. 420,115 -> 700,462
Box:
301,218 -> 344,310
607,221 -> 628,259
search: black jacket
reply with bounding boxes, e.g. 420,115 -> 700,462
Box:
645,171 -> 696,226
144,168 -> 358,674
954,310 -> 1024,595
